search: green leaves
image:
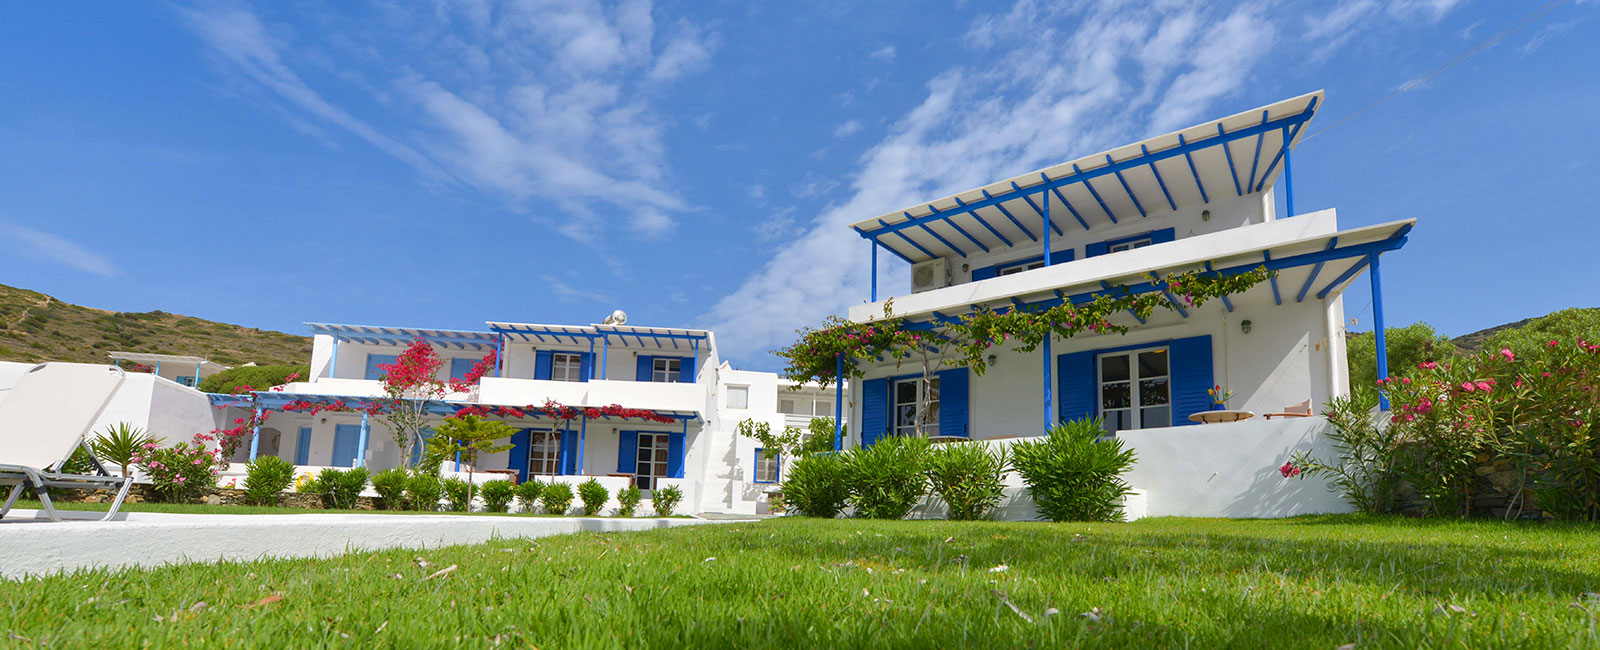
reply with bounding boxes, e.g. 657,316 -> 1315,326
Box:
90,422 -> 161,476
479,479 -> 517,513
781,453 -> 851,518
844,436 -> 931,520
1010,419 -> 1136,522
241,455 -> 296,506
924,442 -> 1009,521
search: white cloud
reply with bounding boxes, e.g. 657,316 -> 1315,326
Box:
1304,0 -> 1465,59
1521,20 -> 1578,55
542,274 -> 615,305
1,223 -> 119,277
868,45 -> 897,62
833,119 -> 864,138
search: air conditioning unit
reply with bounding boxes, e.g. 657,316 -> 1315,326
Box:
910,258 -> 947,294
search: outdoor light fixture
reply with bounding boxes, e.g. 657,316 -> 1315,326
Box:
1201,209 -> 1211,221
987,354 -> 998,367
1241,320 -> 1252,334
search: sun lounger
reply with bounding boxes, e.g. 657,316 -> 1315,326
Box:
0,363 -> 133,522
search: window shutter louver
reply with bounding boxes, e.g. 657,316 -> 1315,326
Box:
1056,351 -> 1098,426
618,431 -> 638,473
937,367 -> 970,437
860,378 -> 889,448
534,351 -> 553,380
508,429 -> 530,483
1168,335 -> 1214,427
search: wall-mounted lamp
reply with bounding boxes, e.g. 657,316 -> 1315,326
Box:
1201,209 -> 1211,221
319,417 -> 327,424
1240,319 -> 1252,334
987,354 -> 998,367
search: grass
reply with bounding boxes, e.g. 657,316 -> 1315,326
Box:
4,516 -> 1599,648
7,499 -> 649,517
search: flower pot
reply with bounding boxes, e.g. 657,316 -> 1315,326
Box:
1211,403 -> 1227,411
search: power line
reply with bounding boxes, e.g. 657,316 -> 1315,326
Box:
1303,0 -> 1571,142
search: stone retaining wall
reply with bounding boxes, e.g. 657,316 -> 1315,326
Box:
51,485 -> 385,510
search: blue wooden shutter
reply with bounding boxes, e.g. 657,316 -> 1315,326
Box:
1085,241 -> 1110,258
860,378 -> 889,448
679,356 -> 696,383
578,353 -> 594,382
561,427 -> 578,474
1150,227 -> 1176,245
1049,248 -> 1075,264
971,266 -> 998,282
449,358 -> 475,382
332,424 -> 361,467
1057,350 -> 1098,426
533,351 -> 553,380
618,431 -> 638,473
508,429 -> 530,483
937,367 -> 970,437
294,427 -> 312,465
364,354 -> 398,381
668,431 -> 685,478
1168,335 -> 1214,427
636,355 -> 655,382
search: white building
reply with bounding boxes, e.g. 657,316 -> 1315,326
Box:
216,318 -> 843,515
838,92 -> 1408,517
108,352 -> 229,388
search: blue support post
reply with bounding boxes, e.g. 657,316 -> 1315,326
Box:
600,336 -> 609,379
691,339 -> 700,383
834,355 -> 845,450
1284,147 -> 1295,218
1042,335 -> 1054,431
248,406 -> 263,461
154,361 -> 161,377
495,334 -> 505,377
356,410 -> 370,468
1041,185 -> 1052,266
194,362 -> 202,387
328,337 -> 339,379
1370,253 -> 1390,411
578,415 -> 587,475
870,239 -> 878,302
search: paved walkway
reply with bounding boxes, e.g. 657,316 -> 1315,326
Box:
0,509 -> 751,580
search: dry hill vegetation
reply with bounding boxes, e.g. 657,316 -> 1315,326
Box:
0,284 -> 309,367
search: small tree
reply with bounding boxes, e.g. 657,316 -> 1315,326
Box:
429,414 -> 516,488
374,338 -> 495,468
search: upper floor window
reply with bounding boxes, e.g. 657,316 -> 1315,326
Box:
652,358 -> 681,383
726,385 -> 749,409
175,376 -> 198,387
551,353 -> 583,382
1098,347 -> 1170,434
1108,237 -> 1153,253
998,260 -> 1045,276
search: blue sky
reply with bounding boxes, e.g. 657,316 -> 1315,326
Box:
1,1 -> 1596,369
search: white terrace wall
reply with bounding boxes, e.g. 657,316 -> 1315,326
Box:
0,362 -> 215,445
906,416 -> 1351,520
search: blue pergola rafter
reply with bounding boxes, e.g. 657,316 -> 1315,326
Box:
1219,124 -> 1244,196
1140,145 -> 1178,211
1072,164 -> 1117,223
1106,155 -> 1148,218
983,190 -> 1038,242
1245,111 -> 1269,192
1263,251 -> 1282,305
1295,238 -> 1340,302
1254,96 -> 1317,193
956,197 -> 1014,247
1178,134 -> 1210,204
1015,181 -> 1065,236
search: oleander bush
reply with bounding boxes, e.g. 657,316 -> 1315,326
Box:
924,441 -> 1009,520
405,472 -> 443,512
844,435 -> 930,520
541,482 -> 574,515
514,480 -> 544,514
241,455 -> 296,506
369,468 -> 410,510
479,479 -> 516,513
578,478 -> 608,516
1011,419 -> 1136,522
780,452 -> 851,518
652,484 -> 683,517
442,477 -> 474,512
616,485 -> 642,517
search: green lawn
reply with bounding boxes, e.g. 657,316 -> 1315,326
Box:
6,499 -> 628,517
4,515 -> 1598,648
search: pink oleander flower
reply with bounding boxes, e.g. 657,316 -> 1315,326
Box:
1500,348 -> 1515,362
174,475 -> 185,483
1401,377 -> 1412,385
1476,381 -> 1492,392
1460,382 -> 1476,392
1279,462 -> 1300,478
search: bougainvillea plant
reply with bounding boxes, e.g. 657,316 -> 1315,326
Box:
373,338 -> 496,468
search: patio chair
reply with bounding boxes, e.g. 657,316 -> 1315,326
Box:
0,363 -> 133,522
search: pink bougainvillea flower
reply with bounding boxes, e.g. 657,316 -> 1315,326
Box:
1279,462 -> 1299,478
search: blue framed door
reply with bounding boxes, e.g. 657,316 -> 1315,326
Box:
332,424 -> 361,467
294,427 -> 312,465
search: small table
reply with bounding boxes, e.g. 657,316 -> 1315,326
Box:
1188,409 -> 1256,424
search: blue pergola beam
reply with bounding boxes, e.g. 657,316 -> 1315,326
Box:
1205,262 -> 1233,312
1316,256 -> 1372,300
1072,164 -> 1117,224
983,190 -> 1038,242
1043,179 -> 1090,231
1253,96 -> 1318,193
1160,288 -> 1189,318
1178,134 -> 1210,204
956,197 -> 1013,247
1014,182 -> 1065,236
1245,111 -> 1268,193
1263,251 -> 1281,305
922,211 -> 988,254
1101,281 -> 1146,324
1107,155 -> 1147,218
856,108 -> 1314,241
1140,145 -> 1177,211
1295,238 -> 1339,302
1219,124 -> 1244,196
917,222 -> 968,258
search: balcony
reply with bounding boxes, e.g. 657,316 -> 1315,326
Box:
477,377 -> 703,413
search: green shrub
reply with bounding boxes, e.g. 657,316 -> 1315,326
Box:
781,452 -> 850,518
578,478 -> 608,516
406,472 -> 443,512
1346,323 -> 1455,403
514,480 -> 544,514
90,422 -> 162,477
241,455 -> 295,506
479,480 -> 516,513
924,442 -> 1009,520
845,435 -> 930,519
198,364 -> 310,394
616,485 -> 642,517
541,482 -> 574,515
442,477 -> 474,512
370,468 -> 410,510
652,484 -> 684,517
312,467 -> 369,510
1288,391 -> 1401,515
1011,419 -> 1136,522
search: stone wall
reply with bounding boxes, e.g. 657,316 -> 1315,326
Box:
1392,454 -> 1544,520
51,485 -> 386,510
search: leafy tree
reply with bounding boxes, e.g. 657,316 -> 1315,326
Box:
198,364 -> 309,394
1346,322 -> 1455,401
373,339 -> 495,468
428,414 -> 516,487
1482,308 -> 1600,353
89,422 -> 162,477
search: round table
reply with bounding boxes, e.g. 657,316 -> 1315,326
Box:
1188,409 -> 1256,424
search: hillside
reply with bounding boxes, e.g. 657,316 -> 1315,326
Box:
1451,307 -> 1600,352
0,284 -> 310,367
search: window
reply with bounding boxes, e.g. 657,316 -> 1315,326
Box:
550,353 -> 582,382
175,376 -> 197,387
727,385 -> 749,409
892,376 -> 940,437
1107,237 -> 1153,253
1098,347 -> 1170,434
814,400 -> 832,416
526,430 -> 561,476
779,398 -> 800,415
998,260 -> 1045,276
651,358 -> 681,383
754,448 -> 780,483
635,432 -> 671,490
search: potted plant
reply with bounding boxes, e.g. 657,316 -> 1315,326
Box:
1207,385 -> 1232,411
